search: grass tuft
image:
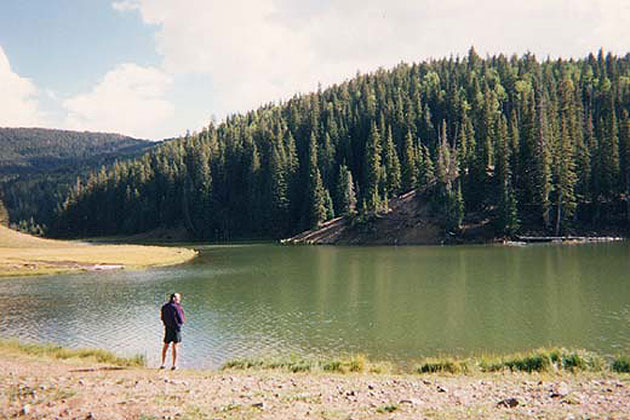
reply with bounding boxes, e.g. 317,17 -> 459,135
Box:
417,357 -> 469,374
478,348 -> 604,373
377,404 -> 399,413
612,355 -> 630,373
0,339 -> 145,367
323,354 -> 367,373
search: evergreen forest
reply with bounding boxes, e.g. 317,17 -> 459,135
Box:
52,49 -> 630,241
0,128 -> 155,233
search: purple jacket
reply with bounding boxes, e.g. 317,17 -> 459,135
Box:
161,302 -> 185,331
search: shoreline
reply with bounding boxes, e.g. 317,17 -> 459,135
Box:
0,244 -> 198,278
1,343 -> 629,419
0,225 -> 198,278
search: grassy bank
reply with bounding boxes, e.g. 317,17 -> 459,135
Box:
0,339 -> 144,367
0,225 -> 197,277
223,348 -> 630,375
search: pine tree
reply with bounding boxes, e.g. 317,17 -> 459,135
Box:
268,142 -> 290,235
585,111 -> 598,201
496,115 -> 519,235
364,123 -> 382,212
619,110 -> 630,223
534,83 -> 553,228
417,144 -> 435,188
598,81 -> 620,200
400,130 -> 417,192
619,110 -> 630,194
303,131 -> 326,229
552,76 -> 578,235
436,120 -> 462,230
324,188 -> 335,220
383,126 -> 401,197
335,164 -> 357,216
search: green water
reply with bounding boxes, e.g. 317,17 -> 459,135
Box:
1,242 -> 629,368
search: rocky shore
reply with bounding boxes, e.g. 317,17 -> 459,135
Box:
2,352 -> 629,419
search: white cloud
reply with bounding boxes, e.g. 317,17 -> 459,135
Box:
113,0 -> 630,122
0,45 -> 45,127
63,63 -> 174,139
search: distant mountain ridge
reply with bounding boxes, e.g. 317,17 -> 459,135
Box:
0,127 -> 153,175
0,127 -> 158,231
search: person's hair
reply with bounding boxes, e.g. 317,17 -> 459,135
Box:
169,293 -> 179,302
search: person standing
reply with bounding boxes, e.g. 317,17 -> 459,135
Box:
160,292 -> 186,370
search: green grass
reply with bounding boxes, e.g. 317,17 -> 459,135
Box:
0,339 -> 145,367
417,357 -> 469,374
478,348 -> 605,373
376,404 -> 399,413
222,348 -> 630,376
322,354 -> 367,373
612,355 -> 630,373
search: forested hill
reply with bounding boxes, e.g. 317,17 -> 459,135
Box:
0,128 -> 152,175
0,128 -> 155,232
53,49 -> 630,241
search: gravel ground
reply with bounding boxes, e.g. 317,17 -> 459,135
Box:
2,354 -> 630,419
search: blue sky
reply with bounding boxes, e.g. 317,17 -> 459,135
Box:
0,0 -> 158,92
1,0 -> 629,139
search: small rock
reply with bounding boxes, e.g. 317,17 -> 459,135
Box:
437,385 -> 447,393
497,398 -> 519,408
346,390 -> 356,396
86,412 -> 95,420
20,404 -> 31,415
399,398 -> 418,405
422,379 -> 432,385
551,382 -> 570,398
367,384 -> 375,390
78,379 -> 85,386
252,402 -> 264,409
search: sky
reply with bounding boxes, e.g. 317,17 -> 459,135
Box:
1,0 -> 630,140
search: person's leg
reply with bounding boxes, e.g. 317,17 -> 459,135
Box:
171,343 -> 178,368
161,342 -> 169,368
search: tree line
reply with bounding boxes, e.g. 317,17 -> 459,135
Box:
52,49 -> 630,240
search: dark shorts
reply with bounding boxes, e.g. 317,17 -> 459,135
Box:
164,327 -> 181,343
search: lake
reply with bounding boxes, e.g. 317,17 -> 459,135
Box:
1,242 -> 629,369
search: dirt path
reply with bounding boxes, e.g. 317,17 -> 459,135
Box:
2,354 -> 630,419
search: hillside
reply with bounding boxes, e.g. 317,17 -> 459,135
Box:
0,127 -> 157,230
53,50 -> 630,242
284,190 -> 447,245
